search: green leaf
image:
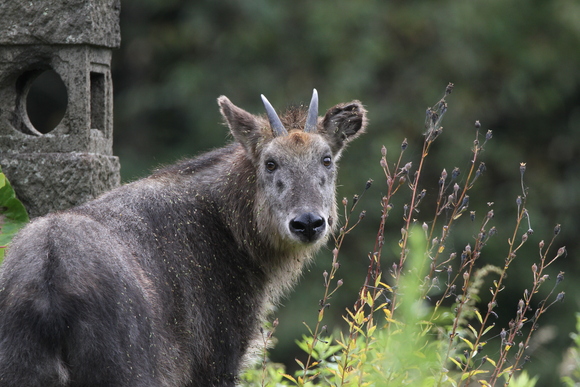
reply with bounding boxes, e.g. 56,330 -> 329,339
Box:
459,336 -> 474,350
295,358 -> 305,370
0,169 -> 30,260
467,324 -> 478,338
449,357 -> 463,369
366,291 -> 374,307
474,310 -> 483,324
295,336 -> 314,357
482,323 -> 495,336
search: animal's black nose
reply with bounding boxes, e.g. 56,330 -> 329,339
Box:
289,213 -> 326,242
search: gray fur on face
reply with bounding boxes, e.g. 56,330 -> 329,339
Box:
0,92 -> 367,387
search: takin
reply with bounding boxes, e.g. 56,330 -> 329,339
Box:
0,89 -> 367,386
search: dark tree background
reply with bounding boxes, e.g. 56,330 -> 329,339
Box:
110,0 -> 580,383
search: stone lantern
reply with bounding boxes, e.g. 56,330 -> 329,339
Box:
0,0 -> 121,218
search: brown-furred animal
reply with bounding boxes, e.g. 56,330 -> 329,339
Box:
0,90 -> 366,386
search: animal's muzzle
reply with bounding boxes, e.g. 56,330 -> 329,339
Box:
289,213 -> 326,243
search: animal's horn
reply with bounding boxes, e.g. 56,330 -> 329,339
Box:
261,94 -> 288,137
304,88 -> 319,133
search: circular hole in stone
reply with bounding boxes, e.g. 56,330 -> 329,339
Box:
25,69 -> 68,134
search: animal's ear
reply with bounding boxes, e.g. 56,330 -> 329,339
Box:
320,101 -> 367,155
218,96 -> 268,159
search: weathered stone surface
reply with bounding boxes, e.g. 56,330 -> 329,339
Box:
0,46 -> 114,155
0,0 -> 121,217
0,0 -> 121,48
0,153 -> 120,218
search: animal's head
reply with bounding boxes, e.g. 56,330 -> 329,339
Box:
218,90 -> 367,249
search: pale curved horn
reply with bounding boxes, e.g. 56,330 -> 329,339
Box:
304,88 -> 319,133
261,94 -> 288,137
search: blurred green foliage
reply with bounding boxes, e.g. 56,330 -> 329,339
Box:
112,0 -> 580,384
562,313 -> 580,385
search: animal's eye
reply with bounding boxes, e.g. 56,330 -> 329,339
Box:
322,156 -> 332,167
265,160 -> 277,172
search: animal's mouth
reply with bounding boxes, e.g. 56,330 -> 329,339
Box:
288,212 -> 327,243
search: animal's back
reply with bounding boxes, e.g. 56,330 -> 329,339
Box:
0,211 -> 169,386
